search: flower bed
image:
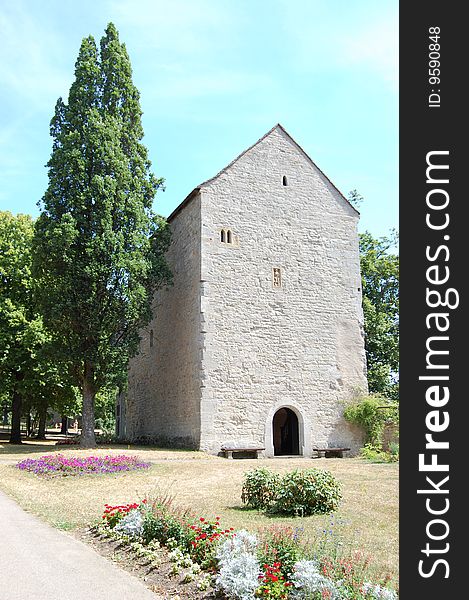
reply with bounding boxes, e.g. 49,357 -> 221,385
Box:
16,454 -> 150,476
93,496 -> 398,600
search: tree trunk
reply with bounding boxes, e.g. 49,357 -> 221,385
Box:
60,415 -> 68,435
26,412 -> 32,437
81,361 -> 96,448
37,406 -> 48,440
9,391 -> 22,444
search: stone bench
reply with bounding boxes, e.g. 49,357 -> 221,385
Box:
312,447 -> 350,458
221,447 -> 265,459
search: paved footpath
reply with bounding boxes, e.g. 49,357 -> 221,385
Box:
0,490 -> 159,600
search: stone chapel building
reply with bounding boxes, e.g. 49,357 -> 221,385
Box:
119,124 -> 367,456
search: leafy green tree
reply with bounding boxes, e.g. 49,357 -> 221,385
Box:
0,211 -> 77,442
359,231 -> 399,400
347,189 -> 364,210
95,386 -> 119,432
346,192 -> 399,400
0,212 -> 45,443
29,354 -> 79,439
33,24 -> 171,448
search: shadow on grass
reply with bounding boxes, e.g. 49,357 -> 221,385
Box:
0,431 -> 207,458
0,436 -> 59,455
227,504 -> 327,522
0,429 -> 84,449
227,504 -> 255,513
114,445 -> 205,455
226,505 -> 291,520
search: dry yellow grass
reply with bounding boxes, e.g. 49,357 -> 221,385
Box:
0,440 -> 398,581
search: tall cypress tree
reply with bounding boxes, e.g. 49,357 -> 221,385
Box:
33,24 -> 171,447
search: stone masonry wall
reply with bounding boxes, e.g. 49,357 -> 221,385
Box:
125,194 -> 202,447
198,126 -> 367,456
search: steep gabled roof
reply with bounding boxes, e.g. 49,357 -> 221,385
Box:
167,123 -> 359,222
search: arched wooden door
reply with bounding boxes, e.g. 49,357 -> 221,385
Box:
273,407 -> 300,455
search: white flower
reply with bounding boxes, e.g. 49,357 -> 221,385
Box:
290,560 -> 339,599
114,509 -> 143,538
168,548 -> 184,563
215,530 -> 260,600
216,552 -> 261,600
362,582 -> 398,600
216,529 -> 258,562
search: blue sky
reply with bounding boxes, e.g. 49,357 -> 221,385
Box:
0,0 -> 397,237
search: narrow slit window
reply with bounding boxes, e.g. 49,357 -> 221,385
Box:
221,229 -> 225,242
227,230 -> 232,244
282,175 -> 288,186
273,268 -> 282,288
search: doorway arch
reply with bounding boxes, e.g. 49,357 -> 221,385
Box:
273,407 -> 300,455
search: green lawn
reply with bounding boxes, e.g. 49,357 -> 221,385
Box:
0,440 -> 398,583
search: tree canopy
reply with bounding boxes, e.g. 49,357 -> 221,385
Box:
359,231 -> 399,401
33,23 -> 171,447
347,191 -> 399,401
0,212 -> 39,442
0,212 -> 76,442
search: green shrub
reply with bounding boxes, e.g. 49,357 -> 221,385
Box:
388,442 -> 399,461
95,429 -> 118,444
360,443 -> 399,463
241,467 -> 281,510
142,510 -> 166,544
258,526 -> 302,579
141,502 -> 186,545
242,467 -> 341,516
270,469 -> 342,516
183,516 -> 230,569
343,394 -> 398,446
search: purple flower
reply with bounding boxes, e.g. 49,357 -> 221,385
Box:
16,454 -> 150,477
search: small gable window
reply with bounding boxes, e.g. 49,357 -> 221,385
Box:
282,175 -> 288,186
220,229 -> 234,244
